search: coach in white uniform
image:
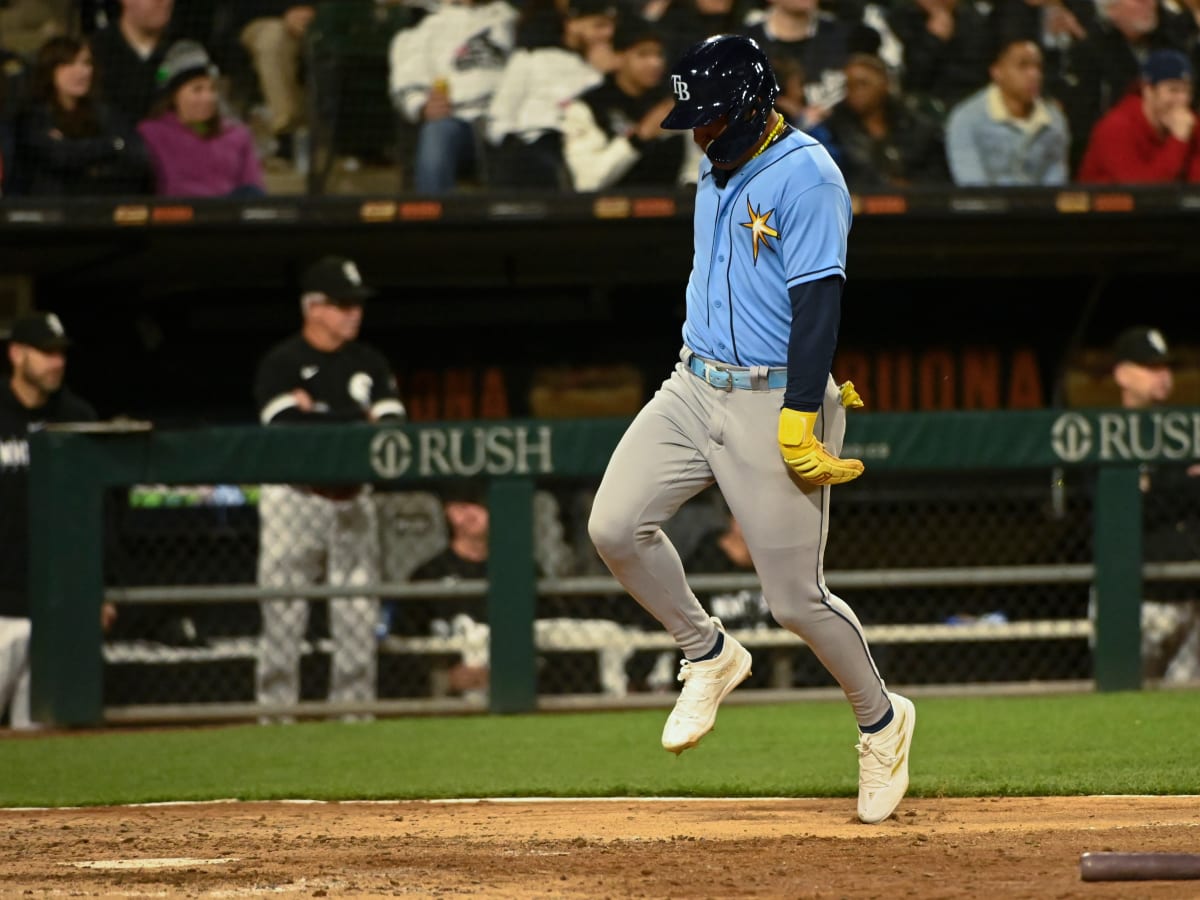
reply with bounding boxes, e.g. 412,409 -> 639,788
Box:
254,257 -> 406,720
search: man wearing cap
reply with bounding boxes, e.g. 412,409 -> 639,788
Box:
0,312 -> 96,729
1077,49 -> 1200,183
254,257 -> 406,721
1111,326 -> 1200,684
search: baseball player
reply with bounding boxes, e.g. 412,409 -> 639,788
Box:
588,35 -> 915,824
254,256 -> 406,720
1,312 -> 97,729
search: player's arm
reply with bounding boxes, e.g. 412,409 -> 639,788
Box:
389,20 -> 432,124
366,349 -> 407,422
486,49 -> 529,145
254,350 -> 341,425
776,180 -> 863,486
562,99 -> 641,192
945,105 -> 988,186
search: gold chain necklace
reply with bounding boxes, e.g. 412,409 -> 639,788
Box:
749,112 -> 787,161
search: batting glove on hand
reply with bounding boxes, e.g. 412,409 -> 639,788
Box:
778,408 -> 865,486
838,380 -> 864,410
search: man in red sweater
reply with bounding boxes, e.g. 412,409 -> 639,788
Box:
1078,49 -> 1200,183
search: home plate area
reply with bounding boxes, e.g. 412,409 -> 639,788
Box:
4,797 -> 1199,898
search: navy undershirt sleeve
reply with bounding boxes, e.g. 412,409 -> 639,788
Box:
783,274 -> 843,412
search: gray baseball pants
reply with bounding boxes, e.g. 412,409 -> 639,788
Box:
589,350 -> 891,727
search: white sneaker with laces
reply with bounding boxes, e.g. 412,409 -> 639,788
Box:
856,692 -> 916,824
661,618 -> 752,755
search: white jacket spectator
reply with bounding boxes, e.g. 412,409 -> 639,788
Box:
486,0 -> 615,189
389,0 -> 518,125
486,46 -> 604,145
563,96 -> 699,191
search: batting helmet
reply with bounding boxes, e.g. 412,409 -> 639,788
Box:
661,34 -> 780,166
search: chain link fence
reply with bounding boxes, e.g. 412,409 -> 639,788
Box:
97,462 -> 1200,720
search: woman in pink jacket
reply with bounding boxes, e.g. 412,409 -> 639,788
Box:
137,41 -> 265,197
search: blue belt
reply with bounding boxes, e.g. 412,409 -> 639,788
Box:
686,354 -> 788,391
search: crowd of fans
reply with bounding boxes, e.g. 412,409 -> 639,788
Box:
1,0 -> 1200,194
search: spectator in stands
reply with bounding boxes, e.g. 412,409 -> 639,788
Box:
0,0 -> 69,57
1,312 -> 98,730
1077,49 -> 1200,183
234,3 -> 315,167
887,0 -> 996,117
945,38 -> 1069,186
486,0 -> 616,189
79,0 -> 121,33
773,54 -> 811,126
388,0 -> 518,193
819,53 -> 947,189
14,35 -> 151,196
0,44 -> 28,194
137,40 -> 265,197
1160,0 -> 1200,51
1109,326 -> 1200,684
744,0 -> 852,116
1059,0 -> 1183,171
254,256 -> 406,722
647,0 -> 744,72
826,0 -> 905,70
562,21 -> 690,191
89,0 -> 175,126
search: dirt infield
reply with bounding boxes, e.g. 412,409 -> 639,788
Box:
2,797 -> 1198,898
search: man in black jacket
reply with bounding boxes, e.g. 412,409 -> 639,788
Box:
0,312 -> 96,729
88,0 -> 175,125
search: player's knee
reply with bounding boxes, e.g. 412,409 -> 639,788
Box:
765,584 -> 827,635
587,503 -> 634,561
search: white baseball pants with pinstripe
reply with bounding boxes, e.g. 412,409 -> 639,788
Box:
256,485 -> 380,712
0,616 -> 32,729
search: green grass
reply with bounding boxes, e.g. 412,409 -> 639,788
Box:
2,692 -> 1197,807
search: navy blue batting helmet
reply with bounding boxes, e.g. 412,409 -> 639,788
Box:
661,34 -> 780,165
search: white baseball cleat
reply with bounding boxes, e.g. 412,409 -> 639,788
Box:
856,692 -> 916,824
661,618 -> 752,755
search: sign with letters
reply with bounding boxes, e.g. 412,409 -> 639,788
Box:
369,425 -> 554,479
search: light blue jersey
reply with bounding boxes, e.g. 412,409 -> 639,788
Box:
682,128 -> 852,368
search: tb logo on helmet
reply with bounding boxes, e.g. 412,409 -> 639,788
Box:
671,74 -> 691,101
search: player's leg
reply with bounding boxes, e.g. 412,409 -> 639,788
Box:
1162,600 -> 1200,684
327,493 -> 380,713
588,363 -> 719,656
588,361 -> 752,753
256,486 -> 325,716
715,378 -> 914,822
0,616 -> 32,729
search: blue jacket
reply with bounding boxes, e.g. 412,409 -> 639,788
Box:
945,85 -> 1070,186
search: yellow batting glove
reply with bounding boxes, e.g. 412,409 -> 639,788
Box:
838,380 -> 864,410
778,408 -> 865,486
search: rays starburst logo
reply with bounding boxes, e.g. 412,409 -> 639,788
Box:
739,198 -> 779,264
